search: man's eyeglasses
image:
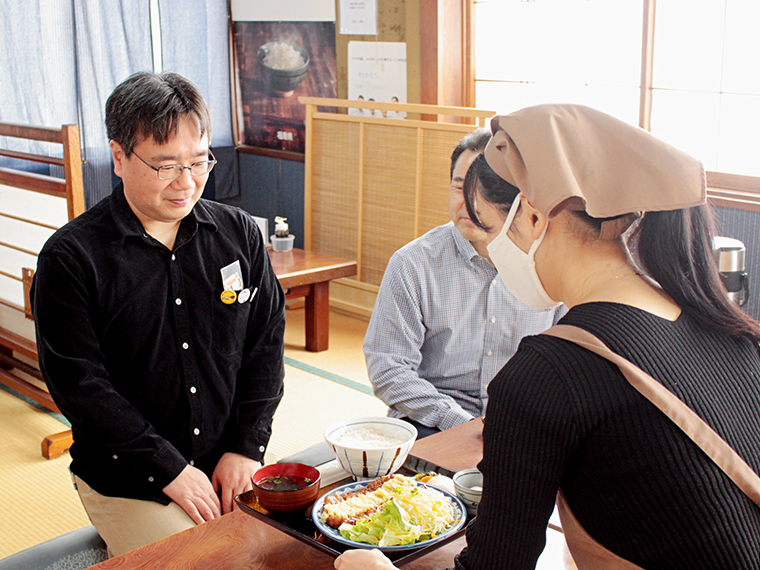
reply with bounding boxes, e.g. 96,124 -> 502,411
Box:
132,150 -> 217,181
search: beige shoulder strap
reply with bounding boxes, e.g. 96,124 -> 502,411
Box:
543,324 -> 760,506
556,490 -> 644,570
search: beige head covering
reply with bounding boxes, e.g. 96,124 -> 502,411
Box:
483,104 -> 706,238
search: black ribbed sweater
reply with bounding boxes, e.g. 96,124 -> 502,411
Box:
454,302 -> 760,569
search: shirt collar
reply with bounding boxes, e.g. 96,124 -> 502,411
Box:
449,221 -> 483,264
109,183 -> 218,245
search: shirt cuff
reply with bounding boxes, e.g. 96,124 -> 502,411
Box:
149,441 -> 188,490
226,427 -> 270,463
438,407 -> 475,431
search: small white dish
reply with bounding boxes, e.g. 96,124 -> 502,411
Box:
453,468 -> 483,516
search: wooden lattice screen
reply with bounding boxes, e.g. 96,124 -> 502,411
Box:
300,98 -> 494,290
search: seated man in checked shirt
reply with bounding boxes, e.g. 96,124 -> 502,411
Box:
363,129 -> 566,438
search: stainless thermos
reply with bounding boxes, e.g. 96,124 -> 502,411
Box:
713,236 -> 749,307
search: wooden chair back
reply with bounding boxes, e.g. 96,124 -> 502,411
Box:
0,122 -> 84,457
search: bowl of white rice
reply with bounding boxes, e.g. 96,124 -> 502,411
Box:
324,417 -> 418,481
257,41 -> 310,97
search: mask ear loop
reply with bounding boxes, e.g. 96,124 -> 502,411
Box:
496,193 -> 523,238
527,215 -> 550,257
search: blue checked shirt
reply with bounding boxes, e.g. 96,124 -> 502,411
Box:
363,222 -> 566,431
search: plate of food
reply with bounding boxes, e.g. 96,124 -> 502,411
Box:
311,473 -> 467,552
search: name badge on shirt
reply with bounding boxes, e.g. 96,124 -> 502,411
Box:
220,260 -> 244,292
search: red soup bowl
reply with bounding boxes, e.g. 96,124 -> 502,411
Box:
251,462 -> 321,512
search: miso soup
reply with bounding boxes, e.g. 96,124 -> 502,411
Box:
257,475 -> 312,491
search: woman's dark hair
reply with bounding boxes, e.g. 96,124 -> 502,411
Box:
464,154 -> 760,344
630,206 -> 760,343
105,71 -> 212,156
462,153 -> 520,232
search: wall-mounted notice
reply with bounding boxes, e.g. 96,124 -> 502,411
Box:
339,0 -> 378,36
347,42 -> 406,118
231,0 -> 335,22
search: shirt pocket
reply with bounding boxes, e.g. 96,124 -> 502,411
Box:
211,289 -> 252,356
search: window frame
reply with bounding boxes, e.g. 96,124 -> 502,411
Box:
439,0 -> 760,210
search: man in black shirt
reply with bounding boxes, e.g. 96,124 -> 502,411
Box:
32,71 -> 285,556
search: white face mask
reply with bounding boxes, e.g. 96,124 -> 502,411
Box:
487,195 -> 561,310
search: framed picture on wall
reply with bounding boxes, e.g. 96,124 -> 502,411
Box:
230,1 -> 338,155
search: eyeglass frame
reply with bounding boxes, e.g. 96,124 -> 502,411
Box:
131,150 -> 217,181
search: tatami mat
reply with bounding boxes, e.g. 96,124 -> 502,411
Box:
0,388 -> 90,559
0,307 -> 385,559
284,308 -> 373,389
269,362 -> 387,461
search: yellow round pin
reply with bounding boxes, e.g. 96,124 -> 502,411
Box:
220,290 -> 237,304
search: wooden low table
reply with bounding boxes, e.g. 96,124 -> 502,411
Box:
86,508 -> 468,570
41,248 -> 356,459
268,248 -> 357,352
85,420 -> 574,569
404,418 -> 484,477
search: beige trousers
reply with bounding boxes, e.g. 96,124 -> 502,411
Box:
73,474 -> 196,557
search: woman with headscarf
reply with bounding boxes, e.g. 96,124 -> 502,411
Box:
334,104 -> 760,569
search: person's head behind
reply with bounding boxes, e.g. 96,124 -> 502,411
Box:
448,128 -> 492,255
105,71 -> 211,157
465,103 -> 760,342
450,128 -> 491,181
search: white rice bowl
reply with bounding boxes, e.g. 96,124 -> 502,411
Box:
261,41 -> 306,70
324,417 -> 418,480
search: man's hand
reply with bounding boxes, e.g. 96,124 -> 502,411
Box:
211,452 -> 261,514
163,464 -> 222,524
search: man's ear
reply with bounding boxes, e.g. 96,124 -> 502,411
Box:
110,140 -> 124,178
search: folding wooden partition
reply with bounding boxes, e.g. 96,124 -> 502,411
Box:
299,98 -> 494,291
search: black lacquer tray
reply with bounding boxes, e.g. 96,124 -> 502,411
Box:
234,487 -> 469,565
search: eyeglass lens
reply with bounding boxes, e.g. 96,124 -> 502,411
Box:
157,161 -> 215,180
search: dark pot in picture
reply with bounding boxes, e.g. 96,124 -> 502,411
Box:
257,42 -> 310,98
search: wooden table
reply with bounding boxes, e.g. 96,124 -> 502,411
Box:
404,418 -> 484,477
87,420 -> 575,570
42,248 -> 356,460
268,248 -> 356,352
87,509 -> 466,570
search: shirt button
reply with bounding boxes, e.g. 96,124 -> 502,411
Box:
259,445 -> 266,453
112,455 -> 118,460
487,350 -> 493,357
492,278 -> 497,285
172,254 -> 176,261
190,460 -> 195,466
175,298 -> 182,305
148,476 -> 154,482
194,428 -> 200,435
490,316 -> 497,323
190,386 -> 197,394
182,342 -> 189,349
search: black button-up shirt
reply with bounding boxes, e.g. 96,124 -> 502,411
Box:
32,184 -> 285,504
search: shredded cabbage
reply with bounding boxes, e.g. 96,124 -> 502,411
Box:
338,481 -> 458,547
